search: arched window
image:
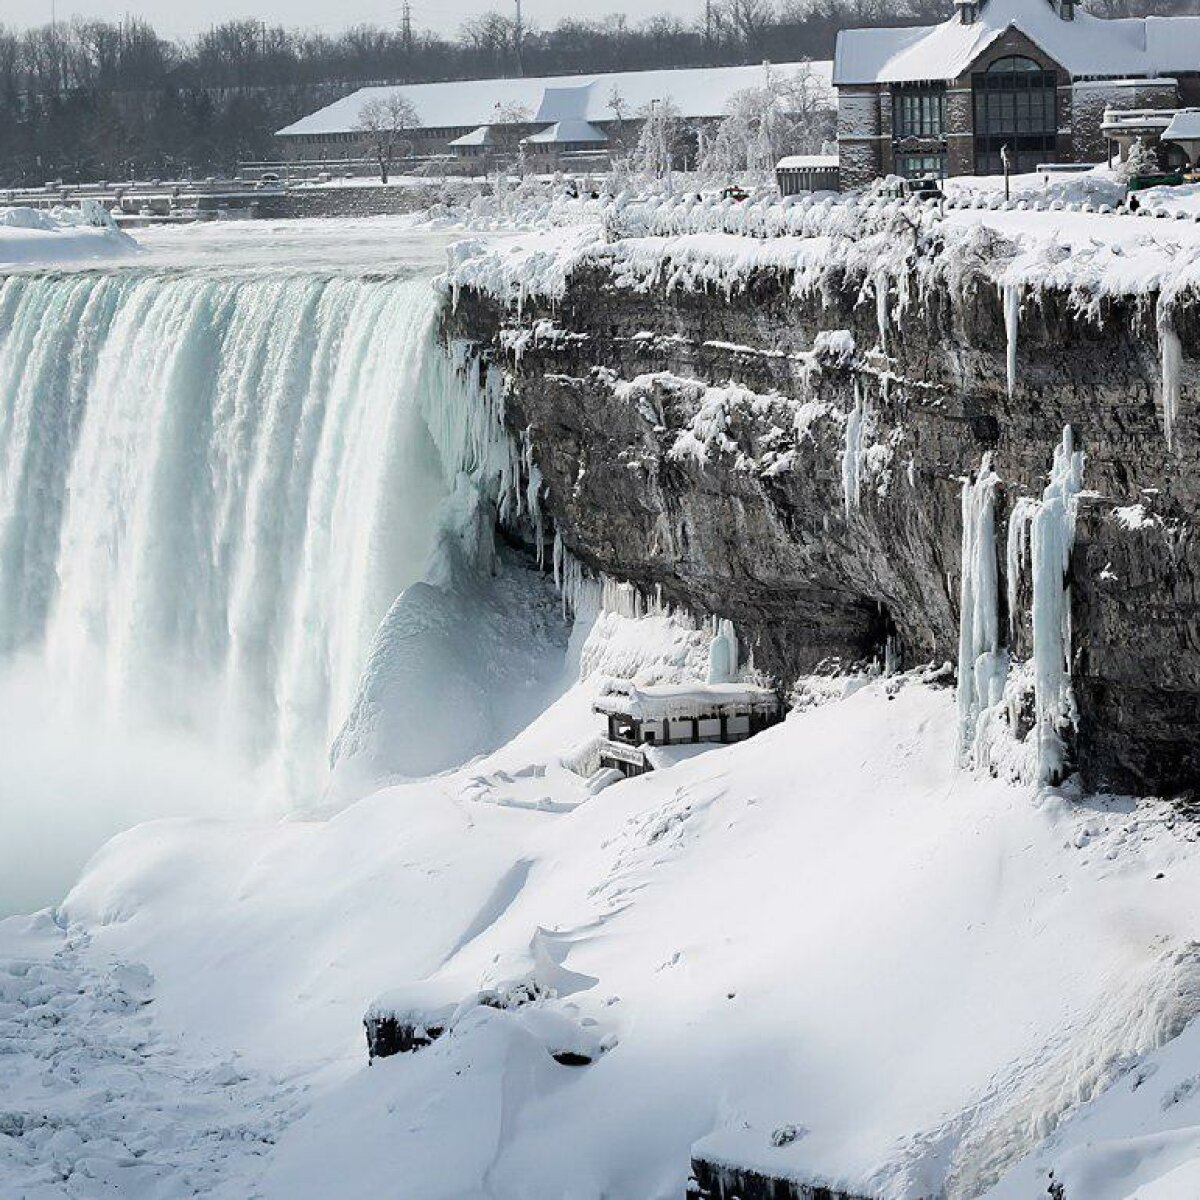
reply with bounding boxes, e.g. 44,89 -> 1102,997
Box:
988,55 -> 1044,73
973,54 -> 1058,174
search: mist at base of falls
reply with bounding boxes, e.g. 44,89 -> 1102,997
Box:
0,237 -> 554,916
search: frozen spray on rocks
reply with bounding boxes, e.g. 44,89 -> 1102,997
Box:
956,429 -> 1084,785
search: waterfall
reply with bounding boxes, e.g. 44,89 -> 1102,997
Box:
0,268 -> 480,802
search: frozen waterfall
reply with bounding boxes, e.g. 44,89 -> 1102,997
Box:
0,268 -> 488,803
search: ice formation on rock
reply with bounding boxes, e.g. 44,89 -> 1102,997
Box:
1005,496 -> 1037,640
841,379 -> 866,519
956,454 -> 1005,765
1003,282 -> 1021,400
1158,301 -> 1182,451
1029,426 -> 1085,784
706,618 -> 739,684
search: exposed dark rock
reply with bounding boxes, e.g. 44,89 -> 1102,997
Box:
364,1013 -> 445,1062
445,241 -> 1200,796
688,1155 -> 875,1200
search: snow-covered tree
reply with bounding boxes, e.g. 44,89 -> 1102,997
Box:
355,93 -> 418,184
491,101 -> 532,158
698,60 -> 833,185
1118,136 -> 1160,183
631,97 -> 685,193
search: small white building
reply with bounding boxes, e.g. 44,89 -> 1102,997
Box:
594,682 -> 783,778
775,154 -> 840,195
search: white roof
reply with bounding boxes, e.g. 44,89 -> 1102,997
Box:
277,61 -> 833,137
833,0 -> 1200,86
448,125 -> 495,147
594,682 -> 780,722
523,120 -> 608,145
776,154 -> 839,169
1163,109 -> 1200,143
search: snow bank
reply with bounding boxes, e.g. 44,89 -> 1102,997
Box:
0,204 -> 138,266
4,637 -> 1186,1200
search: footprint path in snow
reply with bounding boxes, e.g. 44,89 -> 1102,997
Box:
0,916 -> 306,1199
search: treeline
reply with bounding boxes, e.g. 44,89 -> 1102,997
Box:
0,0 -> 1196,184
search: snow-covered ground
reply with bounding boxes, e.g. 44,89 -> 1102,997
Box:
6,197 -> 1200,1200
4,608 -> 1200,1199
0,206 -> 138,267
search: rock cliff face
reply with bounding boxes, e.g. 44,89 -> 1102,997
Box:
444,239 -> 1200,797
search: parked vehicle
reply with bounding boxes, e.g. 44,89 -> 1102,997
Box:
884,176 -> 944,201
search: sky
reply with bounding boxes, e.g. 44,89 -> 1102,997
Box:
3,0 -> 701,40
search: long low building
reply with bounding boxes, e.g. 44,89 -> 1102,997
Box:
275,61 -> 833,167
834,0 -> 1200,187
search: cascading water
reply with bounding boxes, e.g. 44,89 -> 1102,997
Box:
0,265 -> 483,834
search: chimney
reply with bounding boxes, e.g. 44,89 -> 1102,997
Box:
1054,0 -> 1075,17
955,0 -> 980,25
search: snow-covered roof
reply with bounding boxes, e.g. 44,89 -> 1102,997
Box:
448,125 -> 495,148
833,0 -> 1200,86
523,120 -> 608,145
594,682 -> 781,722
776,154 -> 839,170
1163,109 -> 1200,144
277,61 -> 834,138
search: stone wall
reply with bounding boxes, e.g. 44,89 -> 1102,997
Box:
1072,77 -> 1180,164
446,241 -> 1200,796
255,184 -> 444,219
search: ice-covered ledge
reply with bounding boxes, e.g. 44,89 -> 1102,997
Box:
442,191 -> 1200,795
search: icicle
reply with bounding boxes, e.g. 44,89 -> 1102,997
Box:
884,633 -> 900,677
1005,496 -> 1036,640
1158,299 -> 1182,451
875,273 -> 889,354
841,379 -> 866,520
1002,282 -> 1021,400
1029,426 -> 1085,784
956,454 -> 1006,764
552,529 -> 564,590
521,427 -> 546,565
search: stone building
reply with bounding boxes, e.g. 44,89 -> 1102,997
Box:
833,0 -> 1200,189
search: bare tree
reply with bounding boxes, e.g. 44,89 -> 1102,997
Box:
355,92 -> 418,183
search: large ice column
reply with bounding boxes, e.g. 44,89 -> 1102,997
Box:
1158,300 -> 1182,451
706,617 -> 739,684
1029,426 -> 1085,784
1003,282 -> 1021,400
956,454 -> 1006,764
841,379 -> 866,520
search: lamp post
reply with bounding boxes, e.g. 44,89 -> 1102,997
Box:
1001,143 -> 1012,201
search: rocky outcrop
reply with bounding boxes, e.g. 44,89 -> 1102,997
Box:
444,236 -> 1200,796
688,1155 -> 875,1200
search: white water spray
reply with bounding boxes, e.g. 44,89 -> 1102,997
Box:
0,269 -> 486,802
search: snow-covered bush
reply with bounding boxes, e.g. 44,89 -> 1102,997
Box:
1117,136 -> 1159,184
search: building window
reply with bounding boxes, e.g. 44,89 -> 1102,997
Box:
893,84 -> 946,139
973,54 -> 1057,174
896,152 -> 947,179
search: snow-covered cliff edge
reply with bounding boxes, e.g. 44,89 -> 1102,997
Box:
444,203 -> 1200,796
